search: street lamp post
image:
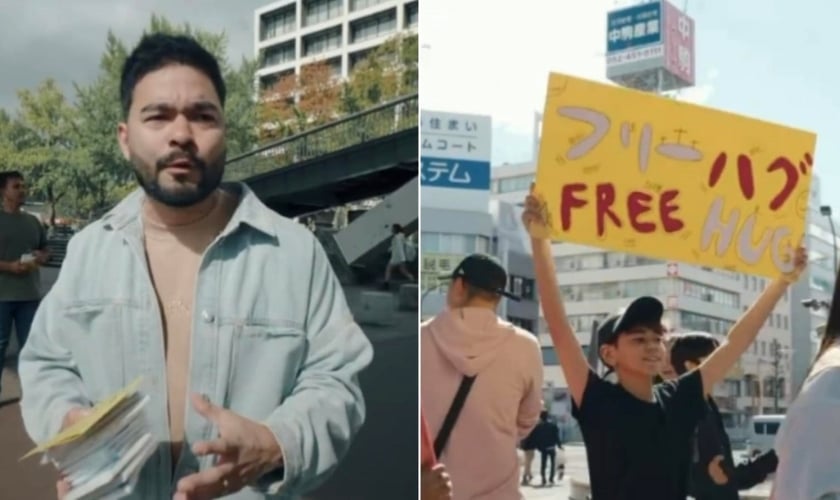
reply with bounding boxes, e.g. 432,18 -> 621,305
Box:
820,205 -> 838,274
772,339 -> 781,413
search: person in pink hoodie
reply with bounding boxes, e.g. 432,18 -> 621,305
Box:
421,253 -> 544,500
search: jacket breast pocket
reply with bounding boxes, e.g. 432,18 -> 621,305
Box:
226,323 -> 306,412
62,301 -> 128,402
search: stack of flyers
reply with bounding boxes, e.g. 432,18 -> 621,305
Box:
22,378 -> 157,500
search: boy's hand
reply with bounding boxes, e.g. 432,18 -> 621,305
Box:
779,245 -> 808,283
522,184 -> 553,240
708,455 -> 729,485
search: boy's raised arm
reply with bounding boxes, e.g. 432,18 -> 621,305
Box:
524,188 -> 593,406
699,247 -> 807,395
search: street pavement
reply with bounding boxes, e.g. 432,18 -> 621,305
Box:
519,445 -> 774,500
0,363 -> 59,499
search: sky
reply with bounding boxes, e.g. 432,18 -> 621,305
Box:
0,0 -> 271,112
421,0 -> 840,205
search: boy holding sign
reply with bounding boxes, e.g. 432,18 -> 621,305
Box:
522,187 -> 806,500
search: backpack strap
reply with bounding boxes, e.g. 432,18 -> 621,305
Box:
433,375 -> 477,458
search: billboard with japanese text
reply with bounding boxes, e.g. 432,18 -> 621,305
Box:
606,2 -> 662,54
535,73 -> 817,278
606,0 -> 695,91
662,0 -> 695,85
420,110 -> 492,211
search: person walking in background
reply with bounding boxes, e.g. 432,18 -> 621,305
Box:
533,410 -> 563,487
519,416 -> 540,486
0,171 -> 49,401
669,332 -> 778,500
383,223 -> 414,288
421,253 -> 543,499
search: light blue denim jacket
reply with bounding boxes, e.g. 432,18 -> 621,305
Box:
18,183 -> 374,499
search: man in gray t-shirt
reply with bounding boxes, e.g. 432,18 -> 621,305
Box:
0,171 -> 48,398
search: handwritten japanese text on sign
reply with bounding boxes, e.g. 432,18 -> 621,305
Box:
535,73 -> 817,278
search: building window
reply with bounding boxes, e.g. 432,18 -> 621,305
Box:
261,6 -> 296,41
350,8 -> 397,44
302,0 -> 343,27
679,311 -> 734,336
541,346 -> 558,366
405,1 -> 418,28
559,279 -> 669,302
496,174 -> 534,194
509,316 -> 535,332
567,313 -> 610,332
350,0 -> 389,11
261,41 -> 296,68
302,26 -> 342,57
681,280 -> 739,308
349,47 -> 375,71
509,276 -> 535,300
783,316 -> 788,329
420,232 -> 491,255
556,253 -> 661,271
302,58 -> 342,79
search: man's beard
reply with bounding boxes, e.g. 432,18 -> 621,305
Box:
132,149 -> 225,208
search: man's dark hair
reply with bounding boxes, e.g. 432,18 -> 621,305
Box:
120,33 -> 226,117
670,332 -> 720,375
0,170 -> 23,189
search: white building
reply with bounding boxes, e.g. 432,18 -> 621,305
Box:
254,0 -> 418,91
490,158 -> 816,438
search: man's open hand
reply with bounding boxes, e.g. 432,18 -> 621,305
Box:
173,394 -> 283,500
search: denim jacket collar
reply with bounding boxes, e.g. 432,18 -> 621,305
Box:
100,182 -> 276,239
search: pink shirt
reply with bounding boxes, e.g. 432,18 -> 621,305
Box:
421,308 -> 543,500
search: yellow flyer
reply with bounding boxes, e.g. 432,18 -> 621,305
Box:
21,377 -> 143,460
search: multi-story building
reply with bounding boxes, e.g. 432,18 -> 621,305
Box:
254,0 -> 418,92
790,175 -> 838,396
490,157 -> 812,440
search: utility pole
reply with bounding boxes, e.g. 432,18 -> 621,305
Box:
772,339 -> 781,413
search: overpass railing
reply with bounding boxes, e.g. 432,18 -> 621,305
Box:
224,93 -> 418,182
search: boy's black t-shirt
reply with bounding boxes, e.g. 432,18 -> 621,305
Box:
571,369 -> 707,500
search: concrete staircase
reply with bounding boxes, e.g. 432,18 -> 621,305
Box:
313,227 -> 358,286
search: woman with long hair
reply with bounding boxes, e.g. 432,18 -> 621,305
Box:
772,263 -> 840,499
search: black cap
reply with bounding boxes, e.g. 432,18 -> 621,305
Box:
597,296 -> 664,348
440,253 -> 521,301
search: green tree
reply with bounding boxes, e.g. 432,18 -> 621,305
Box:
258,60 -> 343,143
8,80 -> 87,224
342,33 -> 418,114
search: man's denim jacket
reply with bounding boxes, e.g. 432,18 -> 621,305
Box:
18,183 -> 374,499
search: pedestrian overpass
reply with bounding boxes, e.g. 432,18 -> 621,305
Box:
224,94 -> 417,218
223,94 -> 419,499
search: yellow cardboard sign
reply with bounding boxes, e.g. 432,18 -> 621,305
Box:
536,73 -> 817,278
21,377 -> 143,460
